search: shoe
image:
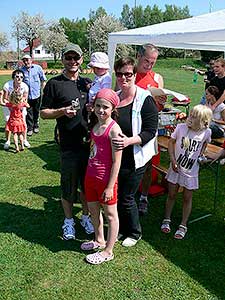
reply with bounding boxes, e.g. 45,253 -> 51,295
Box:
161,218 -> 171,234
174,225 -> 187,240
122,236 -> 141,247
3,141 -> 10,150
138,199 -> 148,215
80,215 -> 94,234
24,140 -> 31,148
81,240 -> 105,251
62,222 -> 75,240
33,128 -> 39,134
27,130 -> 33,136
86,251 -> 114,265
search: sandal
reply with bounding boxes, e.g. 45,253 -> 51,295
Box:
81,240 -> 105,251
161,218 -> 171,233
174,225 -> 187,240
86,251 -> 114,265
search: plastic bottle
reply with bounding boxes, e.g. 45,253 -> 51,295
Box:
193,69 -> 198,84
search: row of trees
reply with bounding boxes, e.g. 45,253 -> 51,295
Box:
0,4 -> 192,62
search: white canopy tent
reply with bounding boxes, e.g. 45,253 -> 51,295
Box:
108,9 -> 225,70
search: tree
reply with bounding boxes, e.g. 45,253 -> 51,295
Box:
88,14 -> 133,58
120,4 -> 134,29
59,17 -> 88,51
42,21 -> 68,63
89,7 -> 107,22
12,12 -> 46,57
0,32 -> 9,49
163,5 -> 191,22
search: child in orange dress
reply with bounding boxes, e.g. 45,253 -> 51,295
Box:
0,90 -> 29,152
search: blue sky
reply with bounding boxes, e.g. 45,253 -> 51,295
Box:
0,0 -> 224,50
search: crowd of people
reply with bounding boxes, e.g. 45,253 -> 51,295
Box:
1,42 -> 225,265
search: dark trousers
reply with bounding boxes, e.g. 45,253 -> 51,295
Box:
117,165 -> 146,240
26,97 -> 41,131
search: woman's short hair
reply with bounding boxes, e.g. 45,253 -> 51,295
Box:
114,57 -> 137,74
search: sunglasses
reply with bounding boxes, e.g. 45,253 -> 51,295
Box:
15,75 -> 23,79
64,55 -> 81,61
115,72 -> 134,78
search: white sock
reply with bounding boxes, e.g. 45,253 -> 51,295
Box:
64,217 -> 74,224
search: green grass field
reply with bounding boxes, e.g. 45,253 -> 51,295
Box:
0,60 -> 225,300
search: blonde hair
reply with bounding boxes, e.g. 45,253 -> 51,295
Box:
189,104 -> 212,130
215,57 -> 225,67
9,90 -> 23,105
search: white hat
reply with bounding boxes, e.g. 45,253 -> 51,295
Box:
88,52 -> 110,69
22,54 -> 32,60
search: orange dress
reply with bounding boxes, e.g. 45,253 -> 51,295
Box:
5,102 -> 27,133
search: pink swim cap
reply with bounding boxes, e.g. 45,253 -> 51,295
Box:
95,88 -> 120,108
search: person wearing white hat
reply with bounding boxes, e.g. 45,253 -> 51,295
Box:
88,52 -> 112,103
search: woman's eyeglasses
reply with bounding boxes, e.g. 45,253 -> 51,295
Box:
64,55 -> 81,61
115,72 -> 134,79
15,75 -> 23,79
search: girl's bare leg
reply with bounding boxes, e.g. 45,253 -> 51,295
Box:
101,203 -> 119,257
87,202 -> 105,246
19,132 -> 24,150
13,133 -> 19,152
164,182 -> 179,220
180,188 -> 193,227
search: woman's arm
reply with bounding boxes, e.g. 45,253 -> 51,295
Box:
102,124 -> 122,201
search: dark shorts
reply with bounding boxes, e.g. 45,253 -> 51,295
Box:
60,150 -> 89,202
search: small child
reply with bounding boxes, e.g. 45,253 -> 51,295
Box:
161,104 -> 212,239
0,90 -> 29,152
205,85 -> 225,138
88,52 -> 112,103
81,88 -> 122,264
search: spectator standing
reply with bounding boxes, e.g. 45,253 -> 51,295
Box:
40,43 -> 94,239
2,69 -> 30,150
206,58 -> 225,110
21,55 -> 46,136
112,57 -> 158,247
135,44 -> 166,214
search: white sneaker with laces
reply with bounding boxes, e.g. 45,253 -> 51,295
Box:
62,222 -> 75,240
80,215 -> 94,234
4,141 -> 10,150
24,140 -> 31,148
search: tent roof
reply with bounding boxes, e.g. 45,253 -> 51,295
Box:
108,10 -> 225,70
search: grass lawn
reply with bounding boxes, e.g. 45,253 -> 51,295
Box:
0,60 -> 225,300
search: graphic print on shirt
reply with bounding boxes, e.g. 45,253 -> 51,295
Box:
177,136 -> 202,170
89,139 -> 97,159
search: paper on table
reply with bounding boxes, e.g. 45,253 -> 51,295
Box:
148,86 -> 188,101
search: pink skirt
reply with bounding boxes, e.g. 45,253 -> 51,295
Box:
166,167 -> 198,190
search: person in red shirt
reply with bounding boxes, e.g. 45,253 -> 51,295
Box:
135,44 -> 166,214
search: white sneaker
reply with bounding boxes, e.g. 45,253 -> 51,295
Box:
62,222 -> 75,240
24,140 -> 31,148
3,141 -> 10,150
80,215 -> 94,234
122,237 -> 141,247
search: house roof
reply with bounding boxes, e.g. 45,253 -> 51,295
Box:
23,38 -> 41,53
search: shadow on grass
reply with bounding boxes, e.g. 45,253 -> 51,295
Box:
29,140 -> 60,173
140,193 -> 225,300
0,185 -> 91,254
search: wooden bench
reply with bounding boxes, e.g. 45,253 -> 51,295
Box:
211,137 -> 225,147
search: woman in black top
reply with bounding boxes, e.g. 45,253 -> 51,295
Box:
112,57 -> 158,247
